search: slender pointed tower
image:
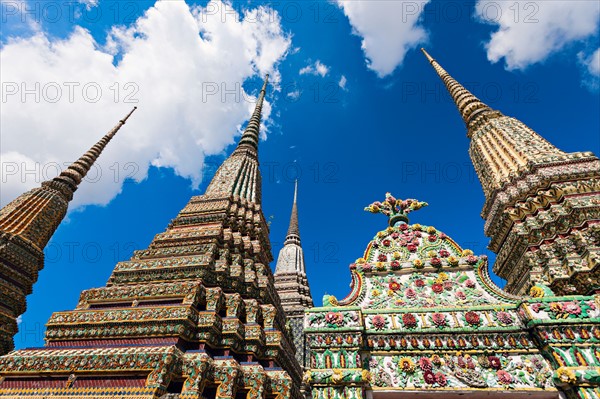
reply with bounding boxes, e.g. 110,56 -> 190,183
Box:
274,181 -> 313,368
0,107 -> 136,355
422,49 -> 600,295
0,76 -> 303,399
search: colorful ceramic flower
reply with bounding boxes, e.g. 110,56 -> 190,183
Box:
412,224 -> 422,231
447,256 -> 459,266
399,224 -> 409,231
325,312 -> 346,327
382,239 -> 391,247
431,257 -> 442,267
371,315 -> 386,330
390,260 -> 401,270
398,357 -> 415,373
423,370 -> 436,384
389,281 -> 401,291
428,235 -> 437,242
415,279 -> 425,287
464,279 -> 476,288
405,288 -> 417,299
407,244 -> 417,252
413,259 -> 423,268
497,370 -> 512,385
432,283 -> 444,294
466,255 -> 478,264
392,251 -> 402,259
564,302 -> 581,315
556,367 -> 576,384
456,291 -> 466,300
432,313 -> 447,327
496,311 -> 513,325
378,254 -> 388,262
435,372 -> 447,386
465,311 -> 481,326
439,249 -> 450,257
488,356 -> 501,370
419,357 -> 433,371
402,313 -> 417,328
431,355 -> 442,365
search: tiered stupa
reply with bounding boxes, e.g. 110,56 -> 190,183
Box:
274,181 -> 314,367
0,76 -> 303,398
421,49 -> 600,296
304,193 -> 600,399
0,107 -> 137,356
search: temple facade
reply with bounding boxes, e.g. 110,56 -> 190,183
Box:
0,48 -> 599,399
302,51 -> 600,399
0,77 -> 303,398
304,193 -> 600,398
0,107 -> 136,356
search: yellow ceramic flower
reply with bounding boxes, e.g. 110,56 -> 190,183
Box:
556,367 -> 576,384
377,231 -> 386,238
331,369 -> 344,384
462,249 -> 474,256
387,227 -> 394,233
427,226 -> 436,234
393,251 -> 402,259
361,370 -> 372,382
412,223 -> 422,231
413,259 -> 423,268
529,286 -> 545,298
372,289 -> 381,297
447,256 -> 459,266
356,257 -> 366,264
438,272 -> 449,281
376,262 -> 386,271
427,250 -> 437,258
387,289 -> 394,296
398,357 -> 415,373
302,370 -> 313,383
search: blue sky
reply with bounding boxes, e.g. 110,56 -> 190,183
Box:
1,0 -> 599,349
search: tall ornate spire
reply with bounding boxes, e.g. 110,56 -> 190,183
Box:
204,75 -> 269,203
285,180 -> 300,244
0,107 -> 136,355
236,74 -> 269,152
420,48 -> 498,132
48,106 -> 137,201
274,182 -> 313,368
422,48 -> 600,296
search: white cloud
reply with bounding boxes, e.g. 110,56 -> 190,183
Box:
335,0 -> 429,77
287,89 -> 301,100
299,60 -> 329,77
476,0 -> 600,70
0,0 -> 291,209
339,75 -> 347,90
579,47 -> 600,91
584,48 -> 600,76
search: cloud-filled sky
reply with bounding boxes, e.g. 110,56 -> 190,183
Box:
1,0 -> 599,348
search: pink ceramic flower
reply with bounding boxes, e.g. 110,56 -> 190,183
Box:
497,370 -> 512,385
372,315 -> 386,330
432,313 -> 446,327
435,372 -> 447,386
405,288 -> 417,299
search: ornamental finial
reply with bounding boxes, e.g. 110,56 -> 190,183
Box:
365,193 -> 428,226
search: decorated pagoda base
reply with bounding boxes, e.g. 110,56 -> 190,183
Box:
303,194 -> 600,399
